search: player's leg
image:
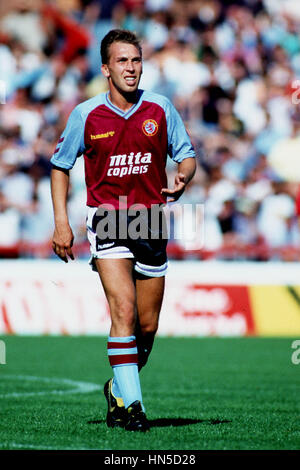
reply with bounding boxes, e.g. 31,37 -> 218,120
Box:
135,274 -> 165,371
95,258 -> 149,431
95,258 -> 136,337
131,213 -> 168,371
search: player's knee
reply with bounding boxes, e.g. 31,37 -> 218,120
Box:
110,298 -> 136,329
139,316 -> 159,336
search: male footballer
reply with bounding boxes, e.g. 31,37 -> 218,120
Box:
50,29 -> 196,432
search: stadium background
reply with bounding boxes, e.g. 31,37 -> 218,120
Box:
1,0 -> 300,451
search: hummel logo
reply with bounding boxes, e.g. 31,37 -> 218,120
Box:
98,242 -> 115,249
90,131 -> 115,139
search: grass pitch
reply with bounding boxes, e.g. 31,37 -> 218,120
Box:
0,336 -> 299,451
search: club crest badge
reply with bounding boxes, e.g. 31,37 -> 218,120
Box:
142,119 -> 158,136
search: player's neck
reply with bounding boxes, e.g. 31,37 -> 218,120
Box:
108,88 -> 139,112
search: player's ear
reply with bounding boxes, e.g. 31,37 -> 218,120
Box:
101,63 -> 110,78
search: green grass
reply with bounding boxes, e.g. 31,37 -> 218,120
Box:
0,336 -> 299,450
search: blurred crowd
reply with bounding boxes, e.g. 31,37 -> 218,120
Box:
1,0 -> 300,261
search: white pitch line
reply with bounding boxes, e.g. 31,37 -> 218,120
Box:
0,374 -> 101,398
0,375 -> 109,450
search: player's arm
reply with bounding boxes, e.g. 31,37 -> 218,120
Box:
50,106 -> 85,262
161,96 -> 197,202
161,157 -> 196,202
51,166 -> 74,263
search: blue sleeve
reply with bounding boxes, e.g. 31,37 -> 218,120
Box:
165,99 -> 195,163
50,106 -> 85,169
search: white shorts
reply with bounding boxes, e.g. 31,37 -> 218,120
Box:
86,207 -> 168,278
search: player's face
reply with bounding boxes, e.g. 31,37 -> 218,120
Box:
101,42 -> 142,95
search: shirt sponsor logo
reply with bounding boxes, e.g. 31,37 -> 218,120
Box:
91,131 -> 115,140
107,152 -> 152,178
142,119 -> 158,136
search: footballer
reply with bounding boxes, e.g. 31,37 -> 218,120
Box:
50,29 -> 196,432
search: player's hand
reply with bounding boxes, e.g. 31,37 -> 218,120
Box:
52,223 -> 75,263
161,173 -> 186,202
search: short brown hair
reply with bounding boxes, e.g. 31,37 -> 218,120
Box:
100,29 -> 142,65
